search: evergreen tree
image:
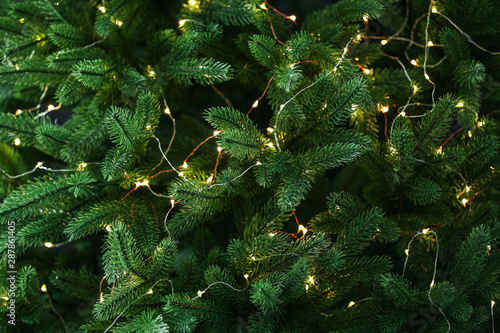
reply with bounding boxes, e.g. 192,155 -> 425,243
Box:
0,0 -> 498,332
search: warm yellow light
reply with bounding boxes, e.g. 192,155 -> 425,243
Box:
363,68 -> 371,75
381,39 -> 388,45
289,15 -> 296,21
147,289 -> 153,294
437,147 -> 443,154
457,102 -> 464,107
47,104 -> 55,111
400,111 -> 406,117
348,301 -> 355,307
462,198 -> 468,207
170,199 -> 175,207
382,106 -> 389,113
149,70 -> 155,76
179,19 -> 186,27
182,162 -> 188,169
305,284 -> 309,291
19,18 -> 25,23
44,242 -> 54,248
260,3 -> 266,10
41,284 -> 47,292
363,14 -> 369,22
252,100 -> 259,108
251,256 -> 256,261
179,172 -> 184,177
136,180 -> 149,187
422,228 -> 430,235
116,20 -> 123,27
146,125 -> 151,129
492,300 -> 496,308
80,162 -> 87,168
217,146 -> 222,152
427,41 -> 434,46
244,274 -> 249,279
214,130 -> 221,136
468,131 -> 472,138
424,73 -> 430,80
36,162 -> 44,168
100,292 -> 104,302
431,6 -> 438,13
466,186 -> 470,192
356,34 -> 362,41
411,59 -> 417,65
430,280 -> 435,288
413,85 -> 418,92
98,5 -> 106,13
106,225 -> 112,232
405,249 -> 409,256
269,232 -> 275,237
266,142 -> 274,148
256,161 -> 262,165
206,175 -> 213,183
308,276 -> 314,283
16,109 -> 22,115
2,297 -> 8,301
189,0 -> 196,5
302,228 -> 308,235
267,127 -> 274,133
478,121 -> 484,127
165,107 -> 170,115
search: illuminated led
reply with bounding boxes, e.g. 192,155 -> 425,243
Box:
363,68 -> 371,75
413,85 -> 418,92
260,3 -> 266,10
267,127 -> 274,133
305,284 -> 309,291
149,70 -> 155,76
146,125 -> 151,129
256,161 -> 262,165
269,232 -> 275,237
289,15 -> 296,21
348,301 -> 355,307
492,300 -> 496,308
2,297 -> 8,301
437,147 -> 442,154
478,121 -> 484,127
266,142 -> 274,148
343,47 -> 348,53
116,20 -> 123,27
147,289 -> 153,294
44,242 -> 54,248
100,292 -> 104,302
405,249 -> 409,256
430,280 -> 435,288
431,6 -> 438,13
381,39 -> 388,45
165,107 -> 171,114
16,109 -> 22,115
20,18 -> 25,23
382,106 -> 389,113
214,130 -> 221,136
182,162 -> 188,168
136,180 -> 149,187
457,102 -> 464,107
47,104 -> 55,111
41,284 -> 47,292
189,0 -> 196,5
252,100 -> 259,108
197,290 -> 205,298
179,172 -> 184,177
356,34 -> 362,41
411,59 -> 417,65
244,274 -> 249,279
363,14 -> 369,22
422,228 -> 430,234
106,225 -> 112,232
424,73 -> 430,80
98,5 -> 106,13
487,245 -> 491,251
468,131 -> 472,138
206,175 -> 213,183
302,228 -> 308,235
400,111 -> 406,117
466,186 -> 470,192
170,199 -> 175,207
279,104 -> 285,111
251,256 -> 256,261
217,146 -> 222,152
36,162 -> 43,168
462,198 -> 468,206
308,276 -> 314,283
427,41 -> 434,46
179,19 -> 186,27
80,162 -> 87,168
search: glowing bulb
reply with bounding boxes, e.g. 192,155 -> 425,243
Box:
363,68 -> 371,75
170,199 -> 175,207
348,301 -> 355,307
381,39 -> 388,45
431,6 -> 438,13
478,121 -> 484,127
289,15 -> 296,21
405,249 -> 409,256
217,146 -> 222,152
269,232 -> 275,237
116,20 -> 123,27
197,290 -> 205,298
19,18 -> 25,23
252,100 -> 259,108
422,228 -> 430,235
468,131 -> 472,138
413,85 -> 418,92
179,172 -> 184,177
267,127 -> 274,133
146,125 -> 151,129
47,104 -> 55,111
179,19 -> 186,27
466,186 -> 470,192
492,300 -> 496,308
298,225 -> 304,231
2,297 -> 8,301
308,276 -> 314,283
400,111 -> 406,117
16,109 -> 22,115
100,292 -> 104,302
36,162 -> 43,168
41,284 -> 47,292
260,3 -> 266,10
437,147 -> 442,154
149,70 -> 155,76
251,256 -> 256,261
147,289 -> 153,294
457,102 -> 464,107
106,225 -> 112,231
256,161 -> 262,165
430,280 -> 435,288
424,73 -> 430,80
189,0 -> 196,5
427,41 -> 434,46
363,14 -> 369,22
80,162 -> 87,168
244,274 -> 249,279
206,175 -> 213,183
487,245 -> 491,251
164,107 -> 170,114
279,104 -> 285,111
266,142 -> 274,148
214,130 -> 221,136
182,162 -> 188,169
305,284 -> 309,291
136,180 -> 149,187
44,242 -> 54,248
302,228 -> 308,235
382,106 -> 389,113
98,5 -> 106,13
462,198 -> 468,207
411,59 -> 417,65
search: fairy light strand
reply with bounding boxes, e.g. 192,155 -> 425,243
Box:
191,279 -> 249,301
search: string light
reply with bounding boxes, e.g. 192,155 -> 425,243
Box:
79,162 -> 87,168
269,232 -> 275,237
381,39 -> 388,45
308,276 -> 314,283
431,6 -> 438,13
427,41 -> 434,46
405,249 -> 409,256
147,289 -> 153,294
41,284 -> 47,292
182,162 -> 188,169
413,85 -> 418,92
348,301 -> 355,307
179,19 -> 186,27
422,228 -> 430,235
14,138 -> 21,146
15,109 -> 22,115
213,130 -> 221,136
266,142 -> 275,148
305,284 -> 309,291
411,59 -> 417,65
363,68 -> 371,75
217,146 -> 222,152
116,20 -> 123,27
98,5 -> 106,13
136,180 -> 149,187
178,172 -> 184,177
492,300 -> 496,308
289,15 -> 296,21
164,107 -> 170,115
382,106 -> 389,113
244,274 -> 249,280
424,73 -> 430,80
466,186 -> 470,192
19,18 -> 25,23
457,101 -> 464,107
400,111 -> 406,117
100,292 -> 104,302
189,0 -> 196,5
170,199 -> 175,207
206,175 -> 213,183
44,242 -> 54,248
267,127 -> 274,133
2,297 -> 8,301
260,3 -> 266,10
461,198 -> 468,207
47,104 -> 55,111
256,161 -> 262,165
105,225 -> 112,232
363,14 -> 369,22
149,70 -> 155,77
252,100 -> 259,108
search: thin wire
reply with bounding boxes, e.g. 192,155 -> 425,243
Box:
191,280 -> 249,301
423,0 -> 436,107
